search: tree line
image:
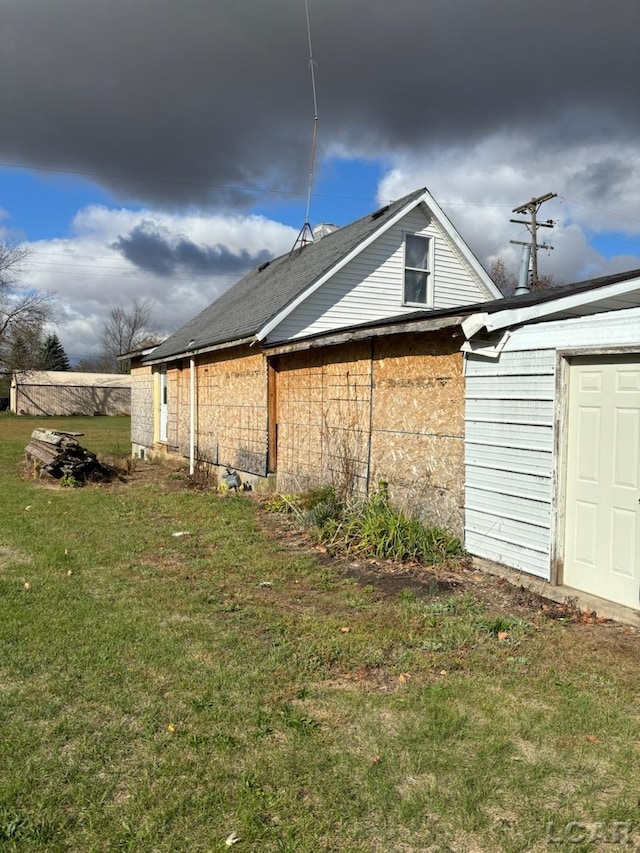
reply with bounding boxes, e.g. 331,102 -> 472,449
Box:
0,242 -> 159,378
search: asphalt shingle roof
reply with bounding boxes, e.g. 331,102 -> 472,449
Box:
148,188 -> 426,362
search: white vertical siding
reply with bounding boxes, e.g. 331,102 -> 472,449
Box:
268,209 -> 492,343
464,306 -> 640,580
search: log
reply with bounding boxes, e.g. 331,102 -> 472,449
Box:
25,429 -> 111,482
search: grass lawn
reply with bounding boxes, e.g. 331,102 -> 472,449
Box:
2,414 -> 640,852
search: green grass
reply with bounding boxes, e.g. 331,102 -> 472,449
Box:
1,415 -> 640,851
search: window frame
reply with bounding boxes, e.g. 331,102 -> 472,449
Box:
402,232 -> 434,308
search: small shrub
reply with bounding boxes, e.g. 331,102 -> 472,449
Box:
303,486 -> 344,528
298,484 -> 339,510
264,493 -> 303,514
59,473 -> 81,489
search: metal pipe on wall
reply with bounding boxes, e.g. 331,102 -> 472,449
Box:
189,357 -> 195,475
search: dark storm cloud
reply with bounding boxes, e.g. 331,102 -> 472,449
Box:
570,158 -> 637,203
1,0 -> 638,206
112,221 -> 273,276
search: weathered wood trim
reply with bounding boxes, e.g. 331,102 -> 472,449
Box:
556,345 -> 640,358
262,315 -> 465,355
549,352 -> 569,585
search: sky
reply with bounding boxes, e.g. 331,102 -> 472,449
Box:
2,0 -> 640,361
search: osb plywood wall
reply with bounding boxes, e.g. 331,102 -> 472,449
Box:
369,333 -> 464,535
169,347 -> 268,475
274,331 -> 464,536
130,364 -> 154,446
276,342 -> 371,494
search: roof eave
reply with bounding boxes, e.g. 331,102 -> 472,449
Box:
143,335 -> 257,365
262,314 -> 467,355
462,276 -> 640,338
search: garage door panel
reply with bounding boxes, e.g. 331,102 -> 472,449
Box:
617,369 -> 640,393
579,369 -> 602,393
614,408 -> 639,488
610,507 -> 637,578
576,406 -> 600,483
573,500 -> 598,567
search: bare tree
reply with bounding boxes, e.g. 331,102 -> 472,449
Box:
489,258 -> 517,296
100,298 -> 158,373
0,242 -> 52,372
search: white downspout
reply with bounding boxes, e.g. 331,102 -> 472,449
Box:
189,357 -> 196,475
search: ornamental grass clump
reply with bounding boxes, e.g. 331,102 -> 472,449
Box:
317,485 -> 463,565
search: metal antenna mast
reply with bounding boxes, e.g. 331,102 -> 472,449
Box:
291,0 -> 319,252
510,191 -> 557,290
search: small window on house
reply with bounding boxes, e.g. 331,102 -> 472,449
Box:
403,234 -> 432,306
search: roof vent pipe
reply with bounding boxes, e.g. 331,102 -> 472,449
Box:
514,243 -> 532,296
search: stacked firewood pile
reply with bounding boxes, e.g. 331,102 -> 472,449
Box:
25,429 -> 113,482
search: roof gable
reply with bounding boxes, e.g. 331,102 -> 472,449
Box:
148,187 -> 501,363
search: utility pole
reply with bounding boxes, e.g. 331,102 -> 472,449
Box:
510,192 -> 557,290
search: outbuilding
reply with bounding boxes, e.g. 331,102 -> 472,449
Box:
10,371 -> 131,417
461,269 -> 640,610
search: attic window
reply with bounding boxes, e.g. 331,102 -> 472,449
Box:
403,233 -> 433,307
370,204 -> 390,220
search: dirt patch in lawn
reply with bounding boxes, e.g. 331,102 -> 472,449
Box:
0,544 -> 32,569
253,499 -> 640,662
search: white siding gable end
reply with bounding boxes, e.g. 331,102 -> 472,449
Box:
266,203 -> 497,344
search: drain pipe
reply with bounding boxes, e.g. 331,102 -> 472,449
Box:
189,357 -> 196,475
514,243 -> 532,296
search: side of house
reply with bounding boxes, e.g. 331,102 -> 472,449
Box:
132,187 -> 501,538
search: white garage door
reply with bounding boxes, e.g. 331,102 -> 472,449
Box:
564,356 -> 640,608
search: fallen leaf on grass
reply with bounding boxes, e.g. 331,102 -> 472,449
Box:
584,735 -> 601,744
340,626 -> 351,633
225,831 -> 240,846
398,673 -> 411,683
23,582 -> 31,590
498,631 -> 509,641
370,755 -> 382,765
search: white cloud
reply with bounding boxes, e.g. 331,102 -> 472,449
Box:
377,134 -> 640,283
19,206 -> 297,360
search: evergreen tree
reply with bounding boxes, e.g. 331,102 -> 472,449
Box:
8,334 -> 37,370
39,334 -> 71,371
